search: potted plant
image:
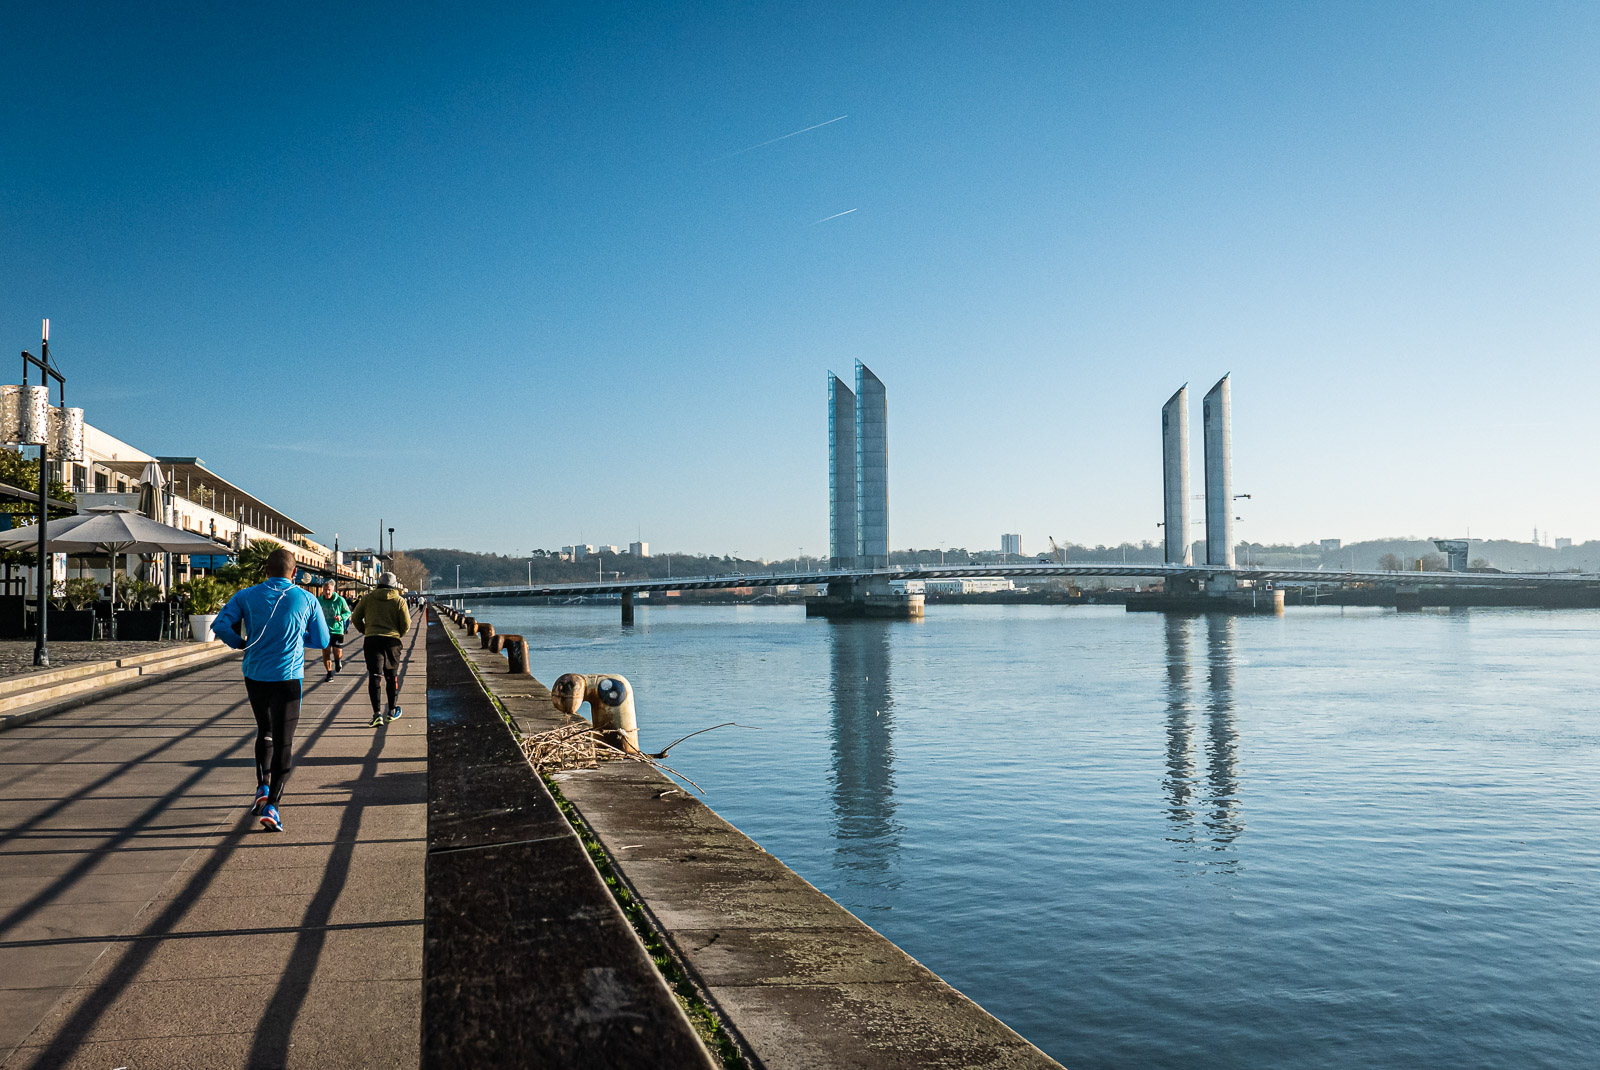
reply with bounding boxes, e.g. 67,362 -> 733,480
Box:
49,577 -> 101,641
175,576 -> 231,641
113,574 -> 167,640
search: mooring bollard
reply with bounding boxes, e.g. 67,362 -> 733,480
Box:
502,635 -> 531,676
465,618 -> 478,635
551,672 -> 639,754
487,633 -> 505,654
478,622 -> 497,648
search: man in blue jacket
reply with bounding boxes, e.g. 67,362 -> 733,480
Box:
212,547 -> 330,833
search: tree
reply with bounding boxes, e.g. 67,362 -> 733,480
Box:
387,551 -> 429,591
1419,552 -> 1447,572
1378,553 -> 1404,571
216,539 -> 282,589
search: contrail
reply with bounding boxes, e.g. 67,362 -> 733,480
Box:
719,115 -> 848,159
809,208 -> 857,225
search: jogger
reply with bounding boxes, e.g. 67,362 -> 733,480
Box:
351,571 -> 412,728
316,580 -> 351,680
212,547 -> 330,832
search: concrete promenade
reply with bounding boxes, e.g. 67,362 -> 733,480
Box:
0,622 -> 426,1069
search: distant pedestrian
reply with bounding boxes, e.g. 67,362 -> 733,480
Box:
351,572 -> 412,728
212,547 -> 330,833
316,580 -> 351,680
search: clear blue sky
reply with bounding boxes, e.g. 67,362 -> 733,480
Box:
4,2 -> 1597,557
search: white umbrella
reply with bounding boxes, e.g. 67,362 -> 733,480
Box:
0,506 -> 224,639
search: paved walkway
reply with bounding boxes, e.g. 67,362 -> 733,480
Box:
0,642 -> 186,679
0,622 -> 426,1069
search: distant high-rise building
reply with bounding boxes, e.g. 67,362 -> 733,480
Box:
828,373 -> 858,568
1001,533 -> 1021,556
1320,538 -> 1341,552
1161,385 -> 1191,565
1556,537 -> 1572,550
855,362 -> 889,570
629,540 -> 650,557
573,544 -> 595,560
598,544 -> 618,554
1202,375 -> 1234,568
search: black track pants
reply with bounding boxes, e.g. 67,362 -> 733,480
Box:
364,636 -> 404,712
245,677 -> 303,805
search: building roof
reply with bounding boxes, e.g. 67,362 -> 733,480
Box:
100,457 -> 312,536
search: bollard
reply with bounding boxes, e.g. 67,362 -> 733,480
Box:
551,672 -> 639,754
465,618 -> 478,635
621,590 -> 634,626
502,635 -> 531,676
487,633 -> 506,654
478,622 -> 497,649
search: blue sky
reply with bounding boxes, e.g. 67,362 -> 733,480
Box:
3,2 -> 1597,557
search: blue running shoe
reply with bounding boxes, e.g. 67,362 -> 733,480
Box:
388,705 -> 402,722
260,804 -> 284,833
252,784 -> 270,815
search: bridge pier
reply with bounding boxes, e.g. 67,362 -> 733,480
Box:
805,578 -> 924,620
621,590 -> 634,626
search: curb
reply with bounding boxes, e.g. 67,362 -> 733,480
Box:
0,649 -> 243,733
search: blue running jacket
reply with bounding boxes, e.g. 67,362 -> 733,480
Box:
213,578 -> 331,682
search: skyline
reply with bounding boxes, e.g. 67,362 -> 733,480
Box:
4,3 -> 1599,557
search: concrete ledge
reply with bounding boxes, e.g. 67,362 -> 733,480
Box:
423,611 -> 716,1069
0,646 -> 241,732
441,610 -> 1065,1070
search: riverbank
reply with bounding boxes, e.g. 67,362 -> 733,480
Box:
435,605 -> 1065,1069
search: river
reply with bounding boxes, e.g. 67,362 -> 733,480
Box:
458,601 -> 1600,1069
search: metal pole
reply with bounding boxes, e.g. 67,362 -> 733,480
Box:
35,426 -> 48,667
32,322 -> 53,667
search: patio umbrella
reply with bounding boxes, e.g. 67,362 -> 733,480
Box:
137,462 -> 169,594
0,505 -> 224,638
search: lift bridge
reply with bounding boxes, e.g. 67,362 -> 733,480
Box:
430,560 -> 1600,620
433,368 -> 1597,618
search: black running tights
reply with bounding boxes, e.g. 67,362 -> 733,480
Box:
244,677 -> 303,805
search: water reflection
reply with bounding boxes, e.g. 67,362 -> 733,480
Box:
1162,614 -> 1244,871
828,621 -> 903,906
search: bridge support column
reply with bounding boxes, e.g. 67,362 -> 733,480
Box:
621,591 -> 634,626
804,578 -> 924,620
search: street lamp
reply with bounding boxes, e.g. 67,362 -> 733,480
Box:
10,320 -> 83,667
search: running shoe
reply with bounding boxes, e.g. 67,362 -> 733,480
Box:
388,706 -> 403,722
325,670 -> 335,683
252,784 -> 270,814
260,804 -> 284,833
369,710 -> 385,728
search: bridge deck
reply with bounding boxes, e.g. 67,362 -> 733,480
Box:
434,562 -> 1600,599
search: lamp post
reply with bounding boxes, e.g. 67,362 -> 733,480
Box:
388,527 -> 395,562
17,319 -> 80,668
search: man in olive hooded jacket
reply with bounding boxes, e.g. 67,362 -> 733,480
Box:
351,572 -> 412,727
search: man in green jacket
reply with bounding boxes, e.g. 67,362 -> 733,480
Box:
316,580 -> 351,682
351,572 -> 412,728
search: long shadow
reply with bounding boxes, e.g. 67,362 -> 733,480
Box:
0,720 -> 257,936
245,623 -> 421,1066
0,690 -> 252,848
20,674 -> 363,1069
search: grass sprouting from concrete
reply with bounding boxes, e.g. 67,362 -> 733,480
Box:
543,773 -> 750,1070
438,616 -> 748,1069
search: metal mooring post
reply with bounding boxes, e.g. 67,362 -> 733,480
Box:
621,590 -> 634,626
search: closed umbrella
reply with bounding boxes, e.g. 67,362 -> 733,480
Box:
0,506 -> 225,638
137,463 -> 169,594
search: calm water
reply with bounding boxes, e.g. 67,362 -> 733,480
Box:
462,602 -> 1600,1069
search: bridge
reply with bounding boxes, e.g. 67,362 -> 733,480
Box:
431,561 -> 1600,619
438,366 -> 1590,618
